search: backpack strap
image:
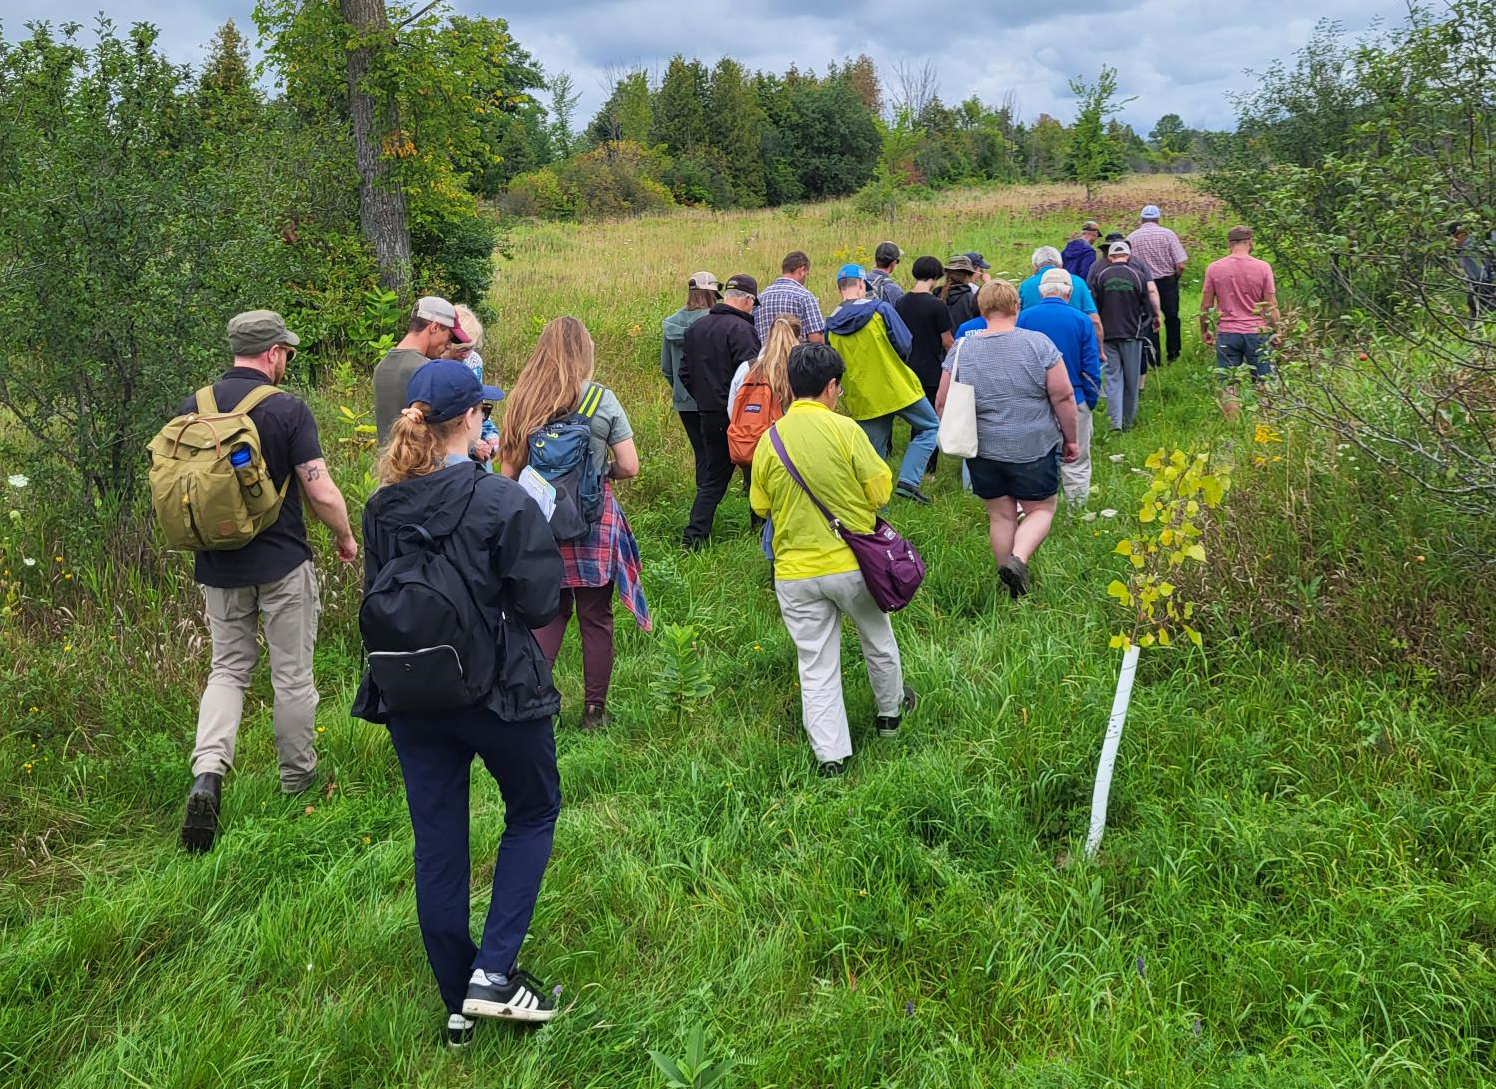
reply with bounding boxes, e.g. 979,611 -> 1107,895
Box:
194,386 -> 218,415
229,384 -> 283,415
768,425 -> 842,532
577,383 -> 604,420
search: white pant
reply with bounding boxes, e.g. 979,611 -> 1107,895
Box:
1061,403 -> 1093,505
775,570 -> 904,763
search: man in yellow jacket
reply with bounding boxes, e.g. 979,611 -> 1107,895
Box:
750,343 -> 917,777
824,264 -> 939,505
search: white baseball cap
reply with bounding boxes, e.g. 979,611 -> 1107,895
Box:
414,296 -> 471,343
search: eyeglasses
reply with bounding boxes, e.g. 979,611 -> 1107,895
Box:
481,403 -> 494,418
279,343 -> 298,362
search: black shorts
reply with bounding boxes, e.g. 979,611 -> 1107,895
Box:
966,449 -> 1060,501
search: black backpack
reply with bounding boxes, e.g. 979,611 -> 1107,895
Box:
526,383 -> 606,542
359,487 -> 496,713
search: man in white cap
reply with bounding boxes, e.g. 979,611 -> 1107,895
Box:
1127,205 -> 1188,364
373,296 -> 472,444
1087,240 -> 1157,431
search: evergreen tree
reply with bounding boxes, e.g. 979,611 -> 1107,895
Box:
653,56 -> 710,154
547,71 -> 580,159
706,57 -> 766,208
197,19 -> 260,134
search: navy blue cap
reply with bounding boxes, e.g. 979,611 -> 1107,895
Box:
405,359 -> 504,424
965,251 -> 991,269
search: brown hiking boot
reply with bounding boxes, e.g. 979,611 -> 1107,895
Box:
580,705 -> 608,732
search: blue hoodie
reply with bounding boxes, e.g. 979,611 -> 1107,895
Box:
1062,238 -> 1098,279
824,299 -> 913,360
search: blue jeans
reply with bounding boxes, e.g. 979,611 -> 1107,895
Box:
387,710 -> 561,1013
1216,332 -> 1272,379
857,397 -> 940,488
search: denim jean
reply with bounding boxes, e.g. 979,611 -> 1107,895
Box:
856,397 -> 940,488
1216,332 -> 1272,379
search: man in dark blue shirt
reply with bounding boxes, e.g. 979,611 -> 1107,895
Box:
1016,269 -> 1101,505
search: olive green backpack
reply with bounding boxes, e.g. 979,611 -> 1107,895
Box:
147,385 -> 290,551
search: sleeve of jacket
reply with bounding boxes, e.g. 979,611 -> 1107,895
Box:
492,483 -> 563,630
660,335 -> 673,384
360,503 -> 383,598
735,321 -> 762,362
879,302 -> 913,360
679,328 -> 697,397
1080,317 -> 1102,409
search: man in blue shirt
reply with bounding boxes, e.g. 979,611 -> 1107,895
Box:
1015,268 -> 1101,505
1019,246 -> 1106,363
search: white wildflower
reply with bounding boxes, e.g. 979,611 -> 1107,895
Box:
1100,509 -> 1119,519
6,474 -> 27,488
1082,512 -> 1098,522
1108,454 -> 1125,463
23,557 -> 37,567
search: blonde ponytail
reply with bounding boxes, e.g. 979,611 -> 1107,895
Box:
378,402 -> 469,485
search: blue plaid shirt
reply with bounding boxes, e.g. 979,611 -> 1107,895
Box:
754,277 -> 826,342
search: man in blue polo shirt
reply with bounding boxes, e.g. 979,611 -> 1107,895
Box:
1019,246 -> 1105,362
1016,268 -> 1101,505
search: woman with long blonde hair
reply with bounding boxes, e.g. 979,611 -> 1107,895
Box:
727,313 -> 800,444
500,316 -> 649,732
355,359 -> 567,1045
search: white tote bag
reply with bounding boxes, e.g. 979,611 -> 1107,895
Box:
937,340 -> 979,457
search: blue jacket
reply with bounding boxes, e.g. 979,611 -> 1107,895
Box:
1015,298 -> 1101,409
825,298 -> 913,360
1062,238 -> 1098,280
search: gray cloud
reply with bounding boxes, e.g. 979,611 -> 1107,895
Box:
5,0 -> 1404,131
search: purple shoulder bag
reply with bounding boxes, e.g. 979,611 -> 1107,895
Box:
768,426 -> 926,612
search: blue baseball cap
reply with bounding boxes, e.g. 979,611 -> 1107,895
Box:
964,251 -> 991,269
836,263 -> 869,282
405,359 -> 504,424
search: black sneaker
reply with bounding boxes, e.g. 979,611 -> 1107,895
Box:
462,970 -> 556,1023
580,704 -> 608,732
998,556 -> 1031,600
876,684 -> 918,737
895,481 -> 932,506
180,772 -> 222,853
446,1013 -> 475,1050
818,759 -> 847,778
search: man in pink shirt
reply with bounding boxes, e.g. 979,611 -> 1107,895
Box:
1200,225 -> 1280,379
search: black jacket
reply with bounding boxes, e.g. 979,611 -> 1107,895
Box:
352,461 -> 563,724
680,303 -> 761,414
941,282 -> 980,329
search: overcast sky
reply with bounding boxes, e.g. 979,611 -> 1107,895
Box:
4,0 -> 1407,131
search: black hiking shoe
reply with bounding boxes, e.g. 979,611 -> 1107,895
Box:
998,556 -> 1031,600
180,772 -> 222,853
446,1013 -> 475,1050
876,684 -> 918,737
462,970 -> 557,1023
818,759 -> 847,778
895,481 -> 932,506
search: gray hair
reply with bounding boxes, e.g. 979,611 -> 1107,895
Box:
724,289 -> 754,303
1031,246 -> 1063,270
1038,277 -> 1072,299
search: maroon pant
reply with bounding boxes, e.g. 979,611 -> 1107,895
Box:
532,583 -> 615,709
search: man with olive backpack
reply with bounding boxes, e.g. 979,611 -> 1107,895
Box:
150,310 -> 357,853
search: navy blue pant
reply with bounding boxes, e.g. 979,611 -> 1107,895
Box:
387,710 -> 561,1014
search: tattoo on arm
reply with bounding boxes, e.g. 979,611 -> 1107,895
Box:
296,460 -> 325,483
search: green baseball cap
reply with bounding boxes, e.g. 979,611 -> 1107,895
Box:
227,310 -> 301,356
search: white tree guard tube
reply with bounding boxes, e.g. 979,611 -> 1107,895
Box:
1084,644 -> 1141,859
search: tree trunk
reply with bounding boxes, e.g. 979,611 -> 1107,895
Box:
340,0 -> 411,294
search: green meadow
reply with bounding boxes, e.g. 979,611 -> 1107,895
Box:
3,177 -> 1493,1088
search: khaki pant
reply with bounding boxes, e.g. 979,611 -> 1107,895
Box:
775,570 -> 903,764
193,560 -> 321,791
1061,403 -> 1093,505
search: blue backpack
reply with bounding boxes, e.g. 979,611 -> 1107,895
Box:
527,383 -> 606,541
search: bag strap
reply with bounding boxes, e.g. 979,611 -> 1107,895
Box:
577,383 -> 604,420
768,425 -> 841,531
945,338 -> 964,383
194,386 -> 218,415
230,384 -> 283,416
392,473 -> 481,557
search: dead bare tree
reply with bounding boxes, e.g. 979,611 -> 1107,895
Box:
889,59 -> 939,123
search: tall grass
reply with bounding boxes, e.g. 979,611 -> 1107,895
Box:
2,177 -> 1493,1088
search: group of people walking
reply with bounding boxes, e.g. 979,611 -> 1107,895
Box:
154,203 -> 1281,1049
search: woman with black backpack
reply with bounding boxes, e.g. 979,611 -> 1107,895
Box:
353,359 -> 566,1048
498,316 -> 650,733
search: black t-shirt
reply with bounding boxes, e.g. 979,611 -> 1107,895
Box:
894,290 -> 954,390
178,368 -> 324,588
1088,262 -> 1153,341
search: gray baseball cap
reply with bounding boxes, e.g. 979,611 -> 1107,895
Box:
227,310 -> 300,356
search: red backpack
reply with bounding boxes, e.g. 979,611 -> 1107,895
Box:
727,367 -> 783,466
